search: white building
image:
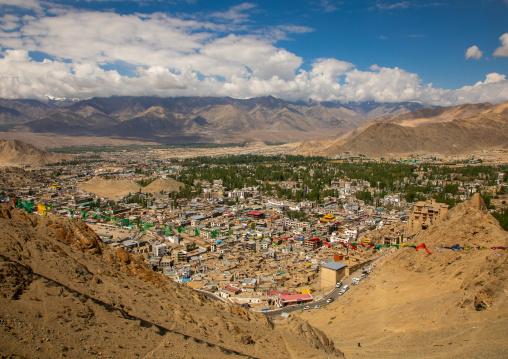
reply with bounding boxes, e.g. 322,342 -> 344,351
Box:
165,235 -> 180,244
153,243 -> 168,257
344,228 -> 358,242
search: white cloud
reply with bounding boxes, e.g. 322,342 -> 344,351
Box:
479,72 -> 506,85
16,11 -> 210,66
0,0 -> 41,10
200,35 -> 302,81
465,45 -> 483,60
450,73 -> 508,105
264,25 -> 314,41
341,66 -> 421,103
494,33 -> 508,57
209,3 -> 256,23
0,7 -> 506,106
0,14 -> 22,31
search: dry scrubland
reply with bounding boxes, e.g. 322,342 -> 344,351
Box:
0,204 -> 342,358
301,194 -> 508,358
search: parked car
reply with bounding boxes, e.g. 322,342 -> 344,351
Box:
304,306 -> 310,310
314,305 -> 320,309
342,285 -> 349,291
335,281 -> 343,288
326,298 -> 334,303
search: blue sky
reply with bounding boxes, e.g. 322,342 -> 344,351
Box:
0,0 -> 507,105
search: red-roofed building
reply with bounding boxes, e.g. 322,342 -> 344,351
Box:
275,293 -> 313,307
247,211 -> 265,218
267,289 -> 291,297
224,285 -> 242,295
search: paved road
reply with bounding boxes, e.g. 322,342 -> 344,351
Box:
195,289 -> 226,302
192,248 -> 394,317
263,267 -> 363,317
263,248 -> 395,317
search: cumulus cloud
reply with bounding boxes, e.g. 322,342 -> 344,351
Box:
465,45 -> 483,60
0,6 -> 506,106
449,73 -> 508,105
494,33 -> 508,57
200,35 -> 303,80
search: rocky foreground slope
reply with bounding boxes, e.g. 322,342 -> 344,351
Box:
301,194 -> 508,358
0,205 -> 343,358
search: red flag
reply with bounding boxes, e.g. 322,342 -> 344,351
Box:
415,243 -> 431,254
349,243 -> 357,250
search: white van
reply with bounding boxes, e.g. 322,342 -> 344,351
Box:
342,284 -> 349,291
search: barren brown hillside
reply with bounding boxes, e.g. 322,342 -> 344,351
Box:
293,101 -> 508,158
0,139 -> 69,166
78,177 -> 186,200
78,177 -> 141,200
0,204 -> 343,358
381,102 -> 495,127
143,177 -> 185,193
300,194 -> 508,358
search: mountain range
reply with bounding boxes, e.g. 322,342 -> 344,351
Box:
0,96 -> 431,144
296,101 -> 508,157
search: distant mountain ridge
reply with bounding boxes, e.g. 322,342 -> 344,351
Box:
0,96 -> 431,144
297,101 -> 508,157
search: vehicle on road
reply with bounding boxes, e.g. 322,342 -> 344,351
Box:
326,298 -> 334,303
314,305 -> 320,309
342,285 -> 349,291
335,281 -> 343,288
304,306 -> 310,310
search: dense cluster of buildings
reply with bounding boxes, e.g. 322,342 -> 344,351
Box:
1,151 -> 506,309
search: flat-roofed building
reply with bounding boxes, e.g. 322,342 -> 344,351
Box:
275,293 -> 313,307
320,261 -> 348,289
408,199 -> 449,234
